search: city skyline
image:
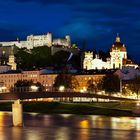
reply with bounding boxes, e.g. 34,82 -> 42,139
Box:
0,0 -> 140,61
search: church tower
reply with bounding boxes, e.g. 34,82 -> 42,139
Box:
83,51 -> 93,70
7,46 -> 17,70
110,34 -> 127,69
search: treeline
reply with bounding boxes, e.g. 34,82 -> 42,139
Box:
15,46 -> 81,70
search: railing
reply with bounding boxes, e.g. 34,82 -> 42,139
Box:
0,91 -> 138,101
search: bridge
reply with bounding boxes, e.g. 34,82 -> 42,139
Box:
0,91 -> 137,101
0,91 -> 138,127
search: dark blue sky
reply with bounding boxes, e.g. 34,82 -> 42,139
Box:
0,0 -> 140,61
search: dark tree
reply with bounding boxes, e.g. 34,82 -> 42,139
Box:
87,79 -> 96,93
52,50 -> 70,66
31,46 -> 52,67
14,80 -> 33,87
13,80 -> 44,92
128,76 -> 140,99
15,48 -> 34,69
16,46 -> 52,69
53,74 -> 79,91
101,74 -> 120,94
68,53 -> 81,69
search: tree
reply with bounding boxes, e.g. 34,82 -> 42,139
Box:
100,74 -> 120,94
15,46 -> 81,70
68,53 -> 81,69
35,82 -> 45,92
87,79 -> 96,93
53,74 -> 79,91
31,46 -> 52,67
13,80 -> 44,92
71,44 -> 78,49
128,76 -> 140,99
87,78 -> 103,93
14,80 -> 33,87
52,50 -> 70,66
15,48 -> 34,69
16,46 -> 52,69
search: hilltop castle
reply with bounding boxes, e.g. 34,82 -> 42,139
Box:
0,32 -> 71,49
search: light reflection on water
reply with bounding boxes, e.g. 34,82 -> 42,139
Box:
0,112 -> 140,140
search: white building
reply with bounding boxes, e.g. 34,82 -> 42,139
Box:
52,35 -> 71,47
83,52 -> 111,70
83,34 -> 138,70
0,33 -> 71,49
110,34 -> 127,69
0,46 -> 17,73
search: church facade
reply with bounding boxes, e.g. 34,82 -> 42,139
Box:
0,46 -> 17,73
83,35 -> 138,70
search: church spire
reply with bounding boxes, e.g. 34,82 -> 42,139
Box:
10,45 -> 14,55
116,33 -> 120,42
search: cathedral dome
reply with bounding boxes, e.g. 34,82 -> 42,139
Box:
110,34 -> 126,52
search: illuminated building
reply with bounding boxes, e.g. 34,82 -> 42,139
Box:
0,46 -> 17,72
7,46 -> 17,70
83,34 -> 138,70
83,52 -> 111,70
0,33 -> 71,49
110,34 -> 127,69
52,35 -> 71,47
0,69 -> 105,93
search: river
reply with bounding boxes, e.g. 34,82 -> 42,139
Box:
0,112 -> 140,140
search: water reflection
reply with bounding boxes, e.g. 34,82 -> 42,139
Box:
0,112 -> 140,140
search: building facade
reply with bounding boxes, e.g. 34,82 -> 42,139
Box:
0,46 -> 17,72
7,47 -> 17,70
83,52 -> 111,70
83,34 -> 138,70
52,35 -> 71,47
0,69 -> 105,93
0,33 -> 71,49
110,34 -> 127,69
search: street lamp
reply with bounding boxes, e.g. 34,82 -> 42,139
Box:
80,87 -> 87,93
59,85 -> 65,92
30,85 -> 39,92
0,86 -> 7,93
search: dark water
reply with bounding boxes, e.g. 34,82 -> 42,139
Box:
0,112 -> 140,140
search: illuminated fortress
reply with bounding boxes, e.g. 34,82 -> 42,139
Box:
0,32 -> 71,49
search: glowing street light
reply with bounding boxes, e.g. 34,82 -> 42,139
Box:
30,85 -> 39,92
0,86 -> 7,93
59,85 -> 65,92
80,87 -> 87,93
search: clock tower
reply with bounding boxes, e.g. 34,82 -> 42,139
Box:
110,34 -> 127,69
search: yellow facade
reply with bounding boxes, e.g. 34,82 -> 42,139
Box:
0,70 -> 105,93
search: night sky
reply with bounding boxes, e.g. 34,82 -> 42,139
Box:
0,0 -> 140,61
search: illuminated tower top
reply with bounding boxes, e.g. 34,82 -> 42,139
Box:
110,34 -> 126,52
116,33 -> 120,42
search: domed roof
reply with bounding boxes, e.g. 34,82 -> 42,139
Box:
110,34 -> 126,52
